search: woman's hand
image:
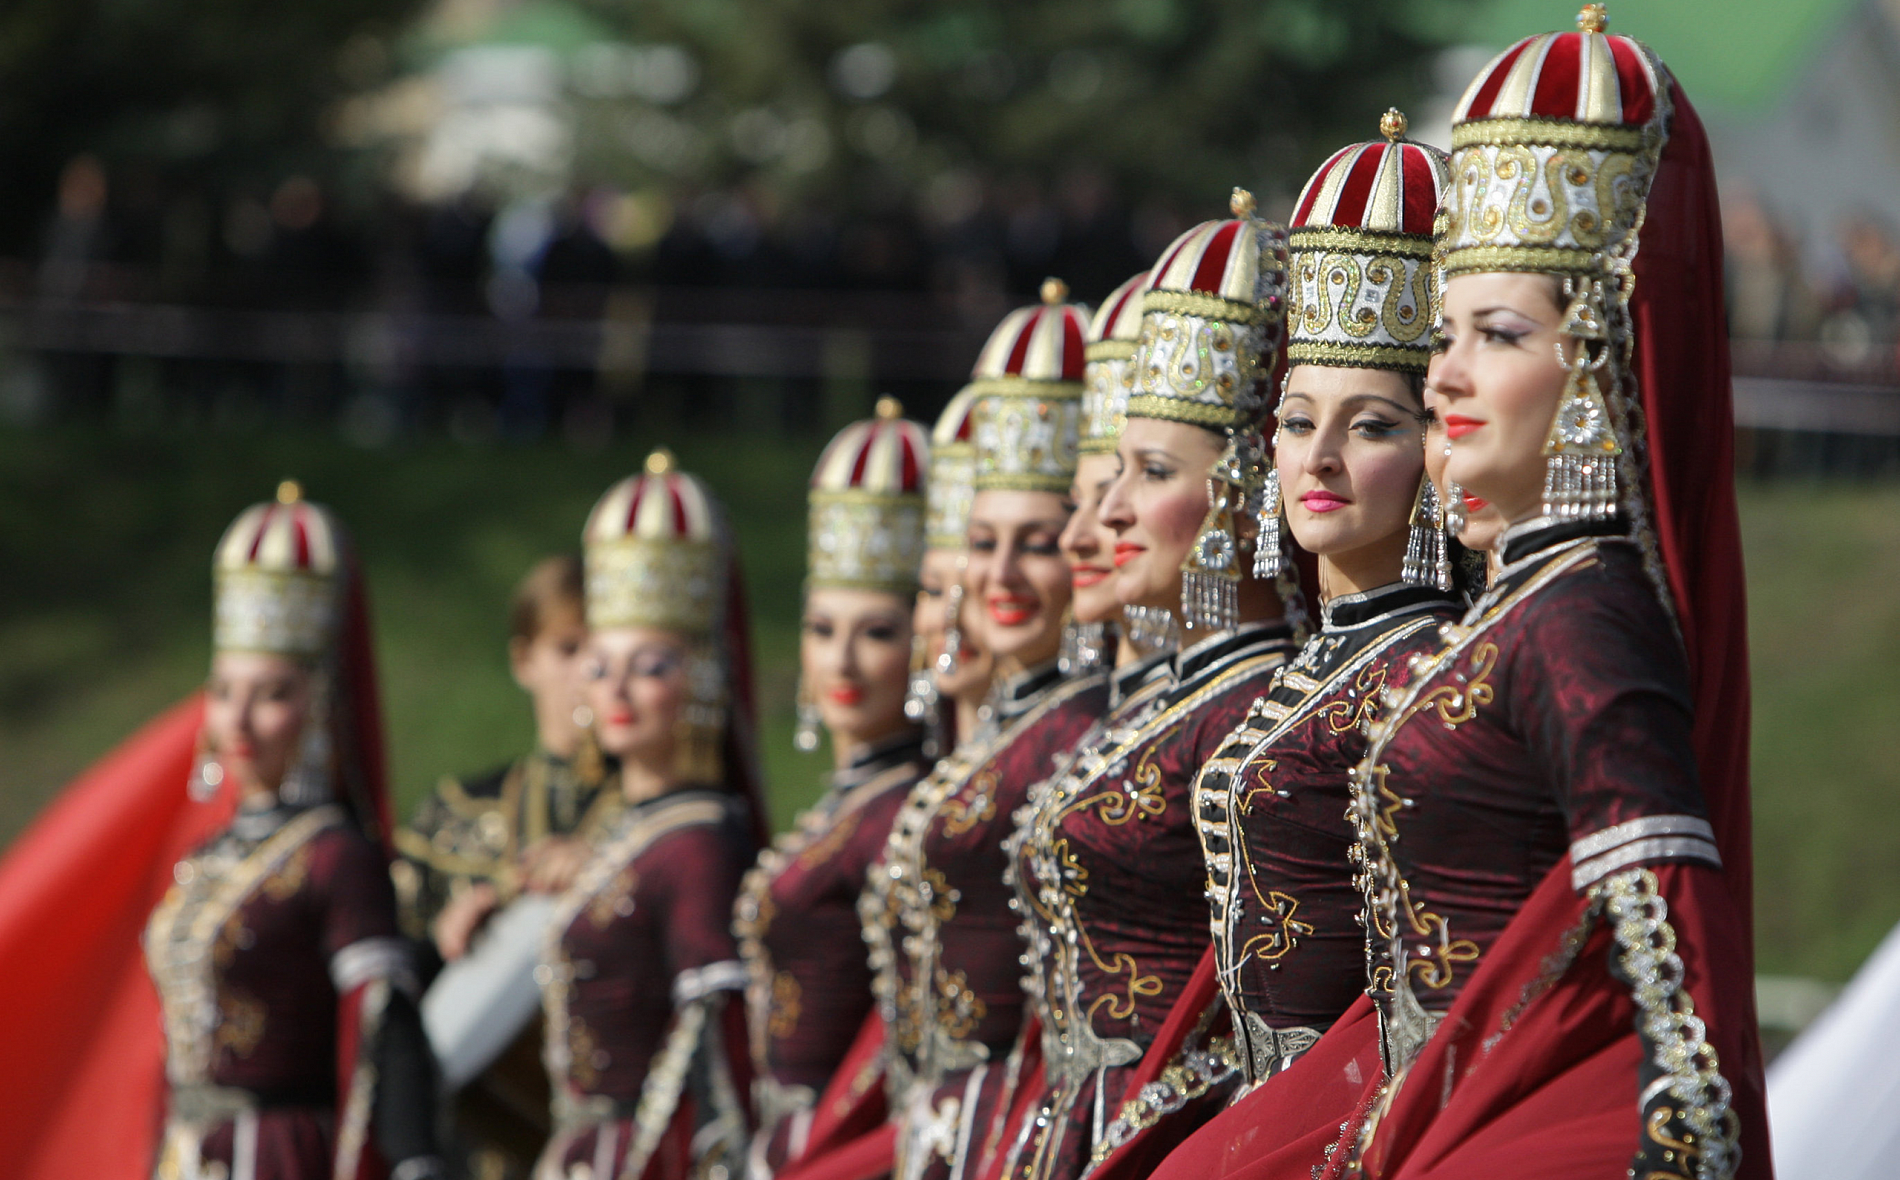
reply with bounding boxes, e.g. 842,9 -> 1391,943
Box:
432,882 -> 500,961
520,836 -> 592,895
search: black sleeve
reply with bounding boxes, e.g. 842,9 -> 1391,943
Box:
372,988 -> 445,1176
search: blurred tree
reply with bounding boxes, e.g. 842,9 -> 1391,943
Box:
567,0 -> 1463,220
0,0 -> 426,258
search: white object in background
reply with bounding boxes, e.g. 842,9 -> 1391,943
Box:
421,894 -> 557,1091
1769,918 -> 1900,1178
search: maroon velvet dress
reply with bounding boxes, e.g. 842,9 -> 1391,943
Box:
146,800 -> 426,1180
864,661 -> 1116,1180
736,733 -> 928,1174
1198,584 -> 1460,1086
1351,520 -> 1749,1177
536,789 -> 754,1180
998,623 -> 1296,1180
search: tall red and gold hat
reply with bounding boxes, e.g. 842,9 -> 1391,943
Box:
582,448 -> 730,637
1130,190 -> 1289,435
213,480 -> 345,656
808,396 -> 929,595
1081,270 -> 1151,454
1288,111 -> 1449,374
1442,2 -> 1666,280
926,386 -> 981,551
968,278 -> 1090,493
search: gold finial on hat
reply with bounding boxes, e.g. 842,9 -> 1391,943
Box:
1577,3 -> 1608,33
1380,108 -> 1409,142
875,394 -> 903,419
1040,277 -> 1069,304
276,479 -> 304,504
1230,187 -> 1257,217
645,446 -> 676,475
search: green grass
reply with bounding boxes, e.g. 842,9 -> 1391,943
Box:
3,427 -> 1897,982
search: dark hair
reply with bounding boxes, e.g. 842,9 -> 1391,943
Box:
509,554 -> 585,644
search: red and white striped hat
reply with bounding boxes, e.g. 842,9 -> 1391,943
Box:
213,481 -> 344,655
1081,270 -> 1151,454
808,396 -> 929,594
1131,189 -> 1289,434
1442,3 -> 1668,278
1287,110 -> 1450,374
968,278 -> 1089,493
582,448 -> 728,635
927,386 -> 982,550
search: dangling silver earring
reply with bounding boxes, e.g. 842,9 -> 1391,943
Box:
188,752 -> 225,802
1402,478 -> 1449,591
935,578 -> 966,679
1058,618 -> 1106,675
1543,276 -> 1621,521
793,679 -> 822,753
903,632 -> 938,724
1253,466 -> 1284,580
278,718 -> 334,807
1121,605 -> 1180,654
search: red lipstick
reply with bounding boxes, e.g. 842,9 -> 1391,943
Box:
988,595 -> 1037,626
1112,543 -> 1145,568
1443,414 -> 1484,440
1462,492 -> 1489,512
1071,564 -> 1111,588
827,685 -> 863,707
1299,490 -> 1349,513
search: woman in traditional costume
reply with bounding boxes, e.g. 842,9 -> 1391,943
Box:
909,386 -> 997,753
534,450 -> 763,1180
1061,270 -> 1155,674
145,483 -> 442,1180
991,192 -> 1301,1180
1135,115 -> 1465,1180
859,281 -> 1120,1180
1340,8 -> 1766,1176
738,399 -> 935,1176
773,384 -> 1004,1180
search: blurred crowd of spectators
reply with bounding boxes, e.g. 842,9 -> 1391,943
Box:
1724,186 -> 1900,370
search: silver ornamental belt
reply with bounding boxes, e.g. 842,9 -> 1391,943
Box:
1238,1014 -> 1321,1086
167,1084 -> 260,1125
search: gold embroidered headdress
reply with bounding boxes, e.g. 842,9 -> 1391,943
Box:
1127,190 -> 1291,632
925,387 -> 981,552
582,448 -> 736,782
969,278 -> 1090,493
213,480 -> 343,657
1287,110 -> 1449,374
808,396 -> 930,595
1080,270 -> 1152,454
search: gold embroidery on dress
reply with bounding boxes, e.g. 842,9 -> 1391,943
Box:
769,971 -> 802,1040
215,989 -> 267,1058
1404,641 -> 1497,728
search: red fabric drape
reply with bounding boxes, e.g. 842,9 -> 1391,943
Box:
0,696 -> 230,1179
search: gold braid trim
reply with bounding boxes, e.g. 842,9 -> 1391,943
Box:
1288,226 -> 1433,260
1594,867 -> 1742,1180
332,977 -> 390,1180
962,376 -> 1085,399
1142,289 -> 1273,327
1085,340 -> 1138,362
1124,394 -> 1236,430
1452,116 -> 1648,152
1443,244 -> 1602,278
1285,339 -> 1431,373
1085,1031 -> 1241,1171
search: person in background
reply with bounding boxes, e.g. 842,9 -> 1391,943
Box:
534,449 -> 762,1180
395,555 -> 615,965
394,554 -> 616,1180
736,399 -> 934,1176
146,483 -> 441,1180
